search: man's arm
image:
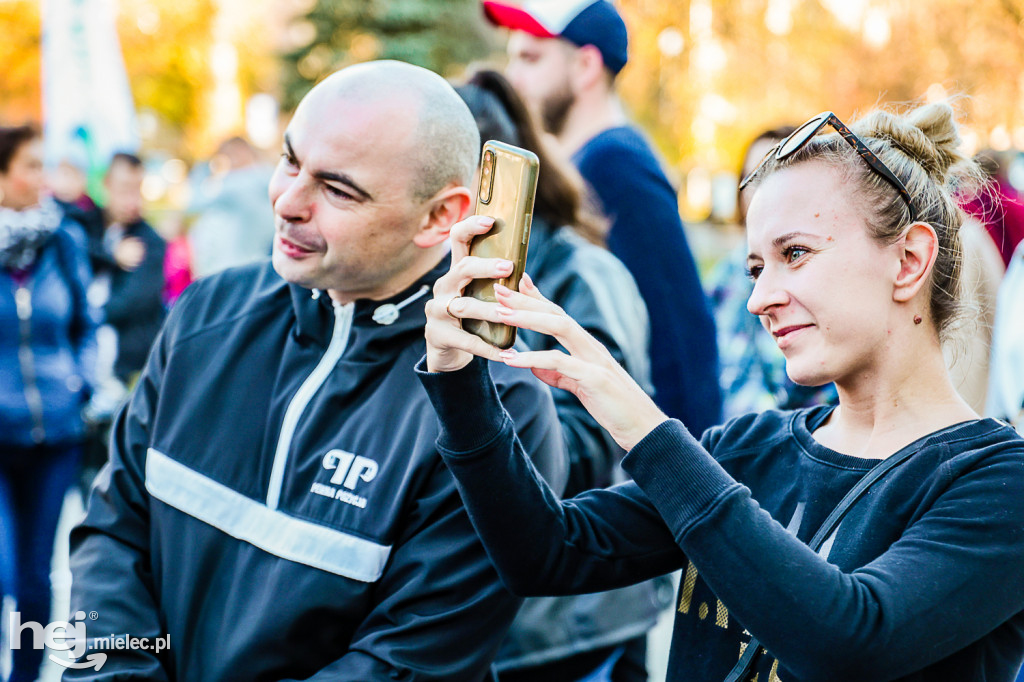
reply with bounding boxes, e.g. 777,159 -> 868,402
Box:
64,289 -> 192,681
57,221 -> 99,393
286,365 -> 567,682
103,225 -> 166,327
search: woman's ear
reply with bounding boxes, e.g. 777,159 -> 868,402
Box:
893,222 -> 939,303
413,185 -> 474,248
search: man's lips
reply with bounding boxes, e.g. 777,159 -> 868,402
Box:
277,233 -> 321,257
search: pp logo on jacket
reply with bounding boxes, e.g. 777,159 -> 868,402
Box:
311,449 -> 378,509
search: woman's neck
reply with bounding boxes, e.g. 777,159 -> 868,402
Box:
814,340 -> 978,459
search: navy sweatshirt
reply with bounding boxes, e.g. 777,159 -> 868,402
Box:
573,126 -> 722,434
417,358 -> 1024,682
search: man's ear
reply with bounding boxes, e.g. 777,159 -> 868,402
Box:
572,44 -> 607,91
413,184 -> 474,248
893,222 -> 940,303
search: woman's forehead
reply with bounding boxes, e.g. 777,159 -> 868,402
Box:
746,163 -> 864,253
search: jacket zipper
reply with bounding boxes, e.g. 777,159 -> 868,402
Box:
266,299 -> 354,510
14,284 -> 47,443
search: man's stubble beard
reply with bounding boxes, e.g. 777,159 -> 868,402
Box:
540,83 -> 575,137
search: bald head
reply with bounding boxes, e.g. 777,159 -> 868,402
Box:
300,61 -> 480,200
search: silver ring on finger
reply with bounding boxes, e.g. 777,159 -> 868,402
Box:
445,295 -> 460,320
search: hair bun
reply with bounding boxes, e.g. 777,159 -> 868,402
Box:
856,102 -> 969,185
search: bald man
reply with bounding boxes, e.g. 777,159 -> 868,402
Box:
67,61 -> 567,682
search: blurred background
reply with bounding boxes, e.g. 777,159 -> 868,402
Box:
3,0 -> 1023,246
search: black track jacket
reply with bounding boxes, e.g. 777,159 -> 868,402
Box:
67,258 -> 567,681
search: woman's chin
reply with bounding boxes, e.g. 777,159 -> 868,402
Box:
785,364 -> 834,388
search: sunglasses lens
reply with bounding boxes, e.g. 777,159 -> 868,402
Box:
777,114 -> 829,159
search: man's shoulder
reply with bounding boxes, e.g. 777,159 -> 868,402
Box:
577,125 -> 657,166
172,260 -> 286,334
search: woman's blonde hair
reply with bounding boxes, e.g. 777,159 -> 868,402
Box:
751,101 -> 985,339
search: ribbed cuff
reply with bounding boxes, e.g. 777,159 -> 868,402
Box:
415,356 -> 509,454
622,419 -> 738,538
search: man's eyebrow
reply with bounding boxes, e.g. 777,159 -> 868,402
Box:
282,134 -> 374,202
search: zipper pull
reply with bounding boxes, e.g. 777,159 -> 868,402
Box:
14,286 -> 32,320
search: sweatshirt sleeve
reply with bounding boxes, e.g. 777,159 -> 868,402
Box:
623,419 -> 1024,681
416,357 -> 684,596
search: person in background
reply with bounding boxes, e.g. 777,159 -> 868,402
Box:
188,135 -> 276,278
707,127 -> 837,419
98,152 -> 166,386
987,239 -> 1024,430
161,212 -> 193,306
964,149 -> 1024,267
484,0 -> 722,434
422,101 -> 1024,681
941,212 -> 1003,414
456,68 -> 670,682
0,123 -> 97,682
50,157 -> 104,241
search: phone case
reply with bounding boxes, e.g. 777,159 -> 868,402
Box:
464,140 -> 540,349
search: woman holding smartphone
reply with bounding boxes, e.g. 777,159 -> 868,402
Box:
417,101 -> 1024,681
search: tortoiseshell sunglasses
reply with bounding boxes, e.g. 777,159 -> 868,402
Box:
739,111 -> 918,223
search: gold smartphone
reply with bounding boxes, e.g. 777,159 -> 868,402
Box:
464,140 -> 540,349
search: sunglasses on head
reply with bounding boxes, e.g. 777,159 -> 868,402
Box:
739,111 -> 918,223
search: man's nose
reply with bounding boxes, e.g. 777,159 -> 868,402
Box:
271,173 -> 312,223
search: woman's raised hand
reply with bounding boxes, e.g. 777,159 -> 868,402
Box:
494,274 -> 669,451
425,215 -> 511,372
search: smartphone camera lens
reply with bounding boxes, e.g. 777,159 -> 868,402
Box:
480,149 -> 495,204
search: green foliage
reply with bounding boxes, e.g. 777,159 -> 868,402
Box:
281,0 -> 494,109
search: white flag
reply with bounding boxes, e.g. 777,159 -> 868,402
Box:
41,0 -> 138,173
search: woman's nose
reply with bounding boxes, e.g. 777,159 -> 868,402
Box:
746,267 -> 788,316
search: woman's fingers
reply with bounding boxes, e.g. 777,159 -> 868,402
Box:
450,215 -> 495,262
441,295 -> 508,325
425,314 -> 504,363
494,296 -> 611,365
434,256 -> 513,304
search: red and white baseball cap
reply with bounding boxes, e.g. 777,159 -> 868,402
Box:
483,0 -> 629,75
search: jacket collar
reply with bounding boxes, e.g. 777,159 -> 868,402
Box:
287,253 -> 451,347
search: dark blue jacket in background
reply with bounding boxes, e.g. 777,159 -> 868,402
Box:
0,218 -> 96,446
68,258 -> 567,682
574,126 -> 722,434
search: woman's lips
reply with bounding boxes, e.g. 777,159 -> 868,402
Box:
773,324 -> 813,349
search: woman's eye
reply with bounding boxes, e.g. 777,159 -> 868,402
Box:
746,265 -> 762,280
784,246 -> 808,263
